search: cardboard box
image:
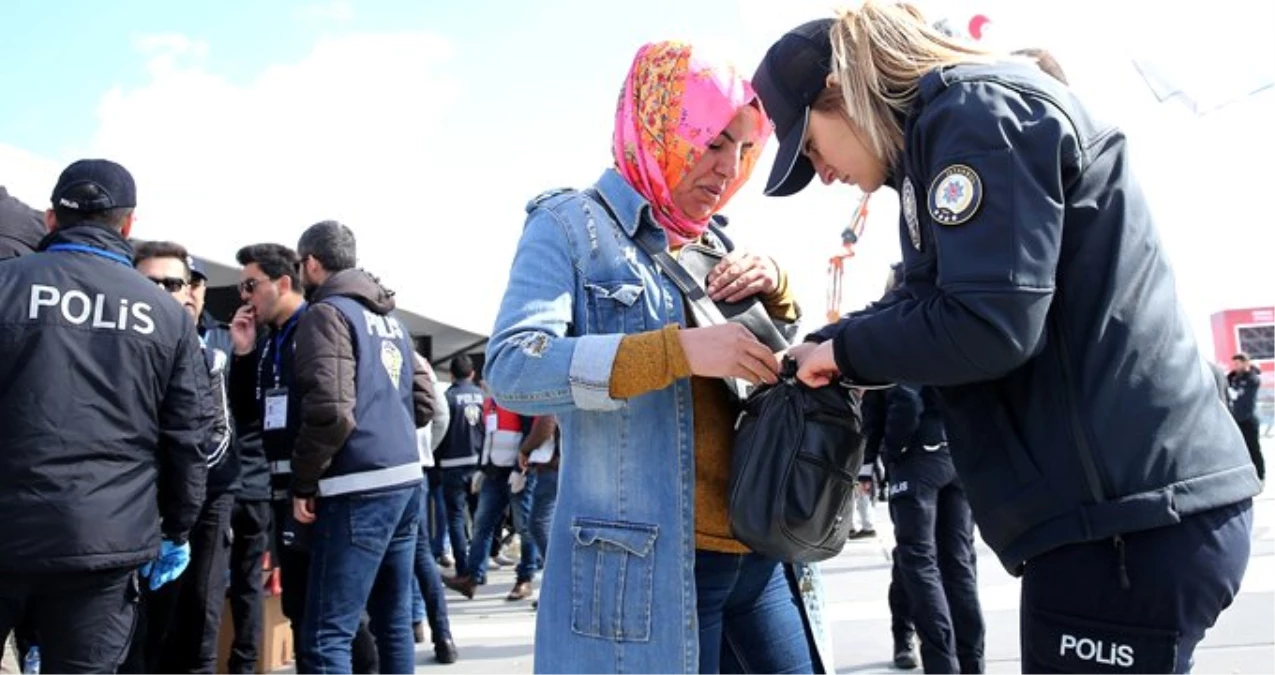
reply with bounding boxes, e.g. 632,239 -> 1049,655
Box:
216,592 -> 294,674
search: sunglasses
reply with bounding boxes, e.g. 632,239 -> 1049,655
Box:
148,276 -> 190,293
238,277 -> 272,295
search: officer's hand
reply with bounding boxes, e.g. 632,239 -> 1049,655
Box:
784,341 -> 820,364
678,324 -> 780,386
707,251 -> 780,303
293,496 -> 316,525
794,341 -> 841,388
230,305 -> 257,356
141,540 -> 191,591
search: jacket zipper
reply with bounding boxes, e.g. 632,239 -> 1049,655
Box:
1050,311 -> 1131,589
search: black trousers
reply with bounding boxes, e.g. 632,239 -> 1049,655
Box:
0,567 -> 139,674
227,498 -> 272,674
121,492 -> 236,674
889,454 -> 985,674
1237,418 -> 1265,480
889,551 -> 915,644
1021,500 -> 1253,674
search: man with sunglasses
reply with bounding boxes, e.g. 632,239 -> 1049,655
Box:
188,256 -> 273,674
123,241 -> 238,674
0,159 -> 209,673
227,243 -> 379,672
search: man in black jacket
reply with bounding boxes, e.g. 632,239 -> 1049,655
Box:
227,241 -> 380,672
190,257 -> 273,673
0,159 -> 209,673
1229,353 -> 1266,482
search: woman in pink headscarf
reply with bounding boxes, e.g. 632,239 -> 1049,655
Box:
483,42 -> 827,673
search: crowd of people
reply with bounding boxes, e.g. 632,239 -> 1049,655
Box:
0,1 -> 1267,674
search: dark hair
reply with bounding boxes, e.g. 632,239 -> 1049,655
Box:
1013,48 -> 1069,85
236,243 -> 301,288
134,240 -> 191,276
1233,353 -> 1251,362
450,355 -> 475,380
297,220 -> 356,273
53,183 -> 133,230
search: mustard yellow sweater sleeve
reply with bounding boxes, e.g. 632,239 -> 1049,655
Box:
608,324 -> 692,399
761,267 -> 801,323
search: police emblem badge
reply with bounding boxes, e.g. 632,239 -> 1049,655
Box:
928,164 -> 982,226
902,176 -> 921,250
380,341 -> 403,389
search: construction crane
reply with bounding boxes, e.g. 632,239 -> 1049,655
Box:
825,193 -> 872,323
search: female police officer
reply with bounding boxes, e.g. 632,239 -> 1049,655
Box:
753,3 -> 1261,673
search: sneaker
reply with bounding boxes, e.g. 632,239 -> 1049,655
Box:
413,621 -> 426,644
506,580 -> 534,601
494,553 -> 517,567
442,574 -> 476,600
438,553 -> 455,568
850,528 -> 877,540
434,637 -> 459,665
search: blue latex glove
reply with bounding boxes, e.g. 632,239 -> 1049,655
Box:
139,540 -> 191,591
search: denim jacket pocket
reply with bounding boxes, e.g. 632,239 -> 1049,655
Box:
570,518 -> 658,643
584,280 -> 646,335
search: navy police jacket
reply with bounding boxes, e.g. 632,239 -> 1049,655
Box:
812,62 -> 1260,573
0,224 -> 210,572
290,269 -> 434,498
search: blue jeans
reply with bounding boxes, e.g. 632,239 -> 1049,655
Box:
412,476 -> 451,642
441,467 -> 475,574
529,469 -> 558,563
302,484 -> 421,675
463,468 -> 537,583
695,550 -> 812,674
427,471 -> 451,558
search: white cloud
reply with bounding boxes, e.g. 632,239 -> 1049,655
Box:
83,30 -> 497,331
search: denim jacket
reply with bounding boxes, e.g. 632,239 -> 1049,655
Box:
485,168 -> 831,673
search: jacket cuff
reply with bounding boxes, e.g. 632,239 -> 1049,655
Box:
569,334 -> 625,411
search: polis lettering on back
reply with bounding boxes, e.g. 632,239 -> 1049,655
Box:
28,284 -> 154,335
1059,634 -> 1134,668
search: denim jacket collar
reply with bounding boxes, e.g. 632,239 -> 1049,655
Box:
593,168 -> 652,240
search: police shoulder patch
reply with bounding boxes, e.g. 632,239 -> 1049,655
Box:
927,164 -> 982,226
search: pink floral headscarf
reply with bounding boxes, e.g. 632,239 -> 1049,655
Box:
612,42 -> 771,246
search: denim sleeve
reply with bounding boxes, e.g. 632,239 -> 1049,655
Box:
485,208 -> 625,416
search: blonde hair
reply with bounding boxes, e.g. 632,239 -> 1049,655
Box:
829,0 -> 996,172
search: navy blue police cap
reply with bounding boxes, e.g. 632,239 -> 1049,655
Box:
50,159 -> 137,213
752,19 -> 835,197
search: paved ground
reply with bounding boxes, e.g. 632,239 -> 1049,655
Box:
408,487 -> 1274,674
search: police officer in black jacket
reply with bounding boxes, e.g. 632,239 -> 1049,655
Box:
0,159 -> 209,673
875,384 -> 985,674
758,7 -> 1260,672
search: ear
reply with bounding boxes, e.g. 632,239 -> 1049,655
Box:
825,73 -> 839,89
119,211 -> 135,239
44,209 -> 57,233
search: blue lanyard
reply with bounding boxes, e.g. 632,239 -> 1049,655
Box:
46,243 -> 132,268
270,304 -> 306,387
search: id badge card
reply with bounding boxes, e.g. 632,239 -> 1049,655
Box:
264,388 -> 289,431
